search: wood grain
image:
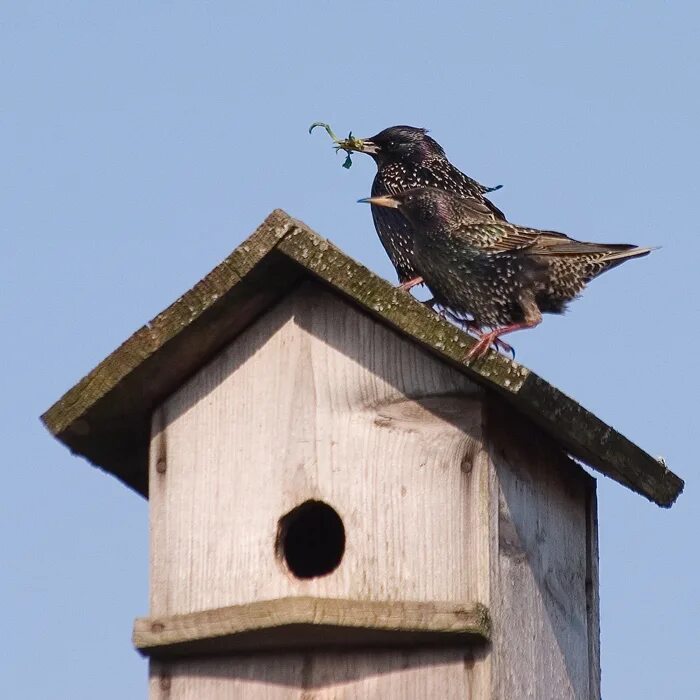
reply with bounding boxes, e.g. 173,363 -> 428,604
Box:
149,650 -> 478,699
142,284 -> 609,698
133,597 -> 490,657
148,282 -> 493,697
150,282 -> 485,615
586,484 -> 601,700
485,400 -> 599,700
41,209 -> 681,505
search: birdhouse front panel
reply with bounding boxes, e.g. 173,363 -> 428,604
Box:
149,281 -> 489,618
148,650 -> 486,700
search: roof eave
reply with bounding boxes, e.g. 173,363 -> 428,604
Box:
41,210 -> 684,506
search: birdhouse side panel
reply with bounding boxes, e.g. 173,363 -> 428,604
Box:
485,402 -> 599,700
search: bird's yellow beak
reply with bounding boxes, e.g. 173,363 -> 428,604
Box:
357,196 -> 400,208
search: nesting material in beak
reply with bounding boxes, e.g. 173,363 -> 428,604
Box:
337,137 -> 379,155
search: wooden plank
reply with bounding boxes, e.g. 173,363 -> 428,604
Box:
586,483 -> 601,700
148,283 -> 494,696
275,226 -> 527,392
515,375 -> 682,507
43,209 -> 294,437
149,283 -> 487,615
149,650 -> 477,699
276,229 -> 682,507
134,597 -> 490,657
485,399 -> 594,700
41,208 -> 683,505
41,211 -> 304,495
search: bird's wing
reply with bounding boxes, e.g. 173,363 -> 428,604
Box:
451,222 -> 649,264
452,223 -> 568,253
426,161 -> 507,221
485,199 -> 507,221
454,195 -> 500,218
459,180 -> 506,220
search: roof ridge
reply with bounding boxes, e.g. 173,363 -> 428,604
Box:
41,210 -> 683,505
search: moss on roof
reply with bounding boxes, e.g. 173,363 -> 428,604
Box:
41,210 -> 683,506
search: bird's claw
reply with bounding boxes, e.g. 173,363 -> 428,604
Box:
466,337 -> 492,361
426,304 -> 515,359
398,276 -> 424,292
466,330 -> 515,361
491,336 -> 515,358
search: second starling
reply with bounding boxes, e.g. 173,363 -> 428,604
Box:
362,188 -> 654,359
335,125 -> 505,289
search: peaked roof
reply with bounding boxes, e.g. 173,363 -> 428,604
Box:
41,210 -> 683,506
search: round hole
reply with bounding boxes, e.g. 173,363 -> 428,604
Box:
276,500 -> 345,579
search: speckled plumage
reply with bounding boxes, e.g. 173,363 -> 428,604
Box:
343,126 -> 504,283
371,187 -> 653,354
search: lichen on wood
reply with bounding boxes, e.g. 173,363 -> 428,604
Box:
40,209 -> 684,506
133,597 -> 491,658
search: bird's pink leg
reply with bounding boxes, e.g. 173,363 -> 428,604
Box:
472,328 -> 515,358
467,323 -> 527,360
433,306 -> 515,357
466,297 -> 542,361
398,276 -> 424,291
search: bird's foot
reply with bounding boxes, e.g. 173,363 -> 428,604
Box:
437,310 -> 514,357
467,330 -> 515,360
467,331 -> 503,361
488,335 -> 515,358
465,320 -> 536,361
425,305 -> 515,358
398,276 -> 424,292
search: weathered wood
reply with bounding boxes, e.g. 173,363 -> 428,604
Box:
133,597 -> 490,657
485,399 -> 600,700
586,484 -> 601,700
275,228 -> 682,507
514,375 -> 679,507
149,650 -> 482,699
149,283 -> 486,617
148,283 -> 494,696
145,285 -> 600,698
41,211 -> 302,494
41,209 -> 682,505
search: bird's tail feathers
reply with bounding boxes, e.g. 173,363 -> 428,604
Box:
535,241 -> 657,262
597,245 -> 657,263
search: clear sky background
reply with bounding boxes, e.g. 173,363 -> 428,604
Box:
2,2 -> 698,697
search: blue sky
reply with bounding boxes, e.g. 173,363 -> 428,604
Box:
2,2 -> 698,697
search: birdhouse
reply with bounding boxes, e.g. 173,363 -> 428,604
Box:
42,210 -> 683,699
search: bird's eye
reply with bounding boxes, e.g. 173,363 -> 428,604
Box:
387,141 -> 397,150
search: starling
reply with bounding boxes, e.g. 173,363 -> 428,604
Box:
362,187 -> 654,359
336,126 -> 505,289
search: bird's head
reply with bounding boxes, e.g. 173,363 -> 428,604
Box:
337,126 -> 445,166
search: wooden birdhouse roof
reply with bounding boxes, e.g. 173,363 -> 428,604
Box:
41,210 -> 683,506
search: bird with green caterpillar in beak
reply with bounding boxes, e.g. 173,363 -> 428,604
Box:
310,122 -> 505,292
